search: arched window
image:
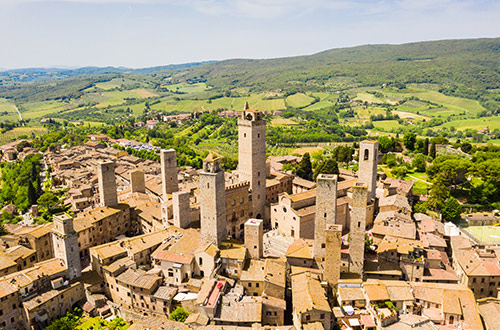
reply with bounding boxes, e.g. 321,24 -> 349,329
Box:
364,149 -> 369,161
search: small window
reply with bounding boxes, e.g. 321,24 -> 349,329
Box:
364,149 -> 369,161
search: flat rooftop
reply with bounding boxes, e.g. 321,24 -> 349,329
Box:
463,226 -> 500,244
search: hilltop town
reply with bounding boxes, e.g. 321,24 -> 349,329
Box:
0,104 -> 499,330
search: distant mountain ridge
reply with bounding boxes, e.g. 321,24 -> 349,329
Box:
0,61 -> 217,81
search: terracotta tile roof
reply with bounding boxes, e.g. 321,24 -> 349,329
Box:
411,282 -> 482,330
0,253 -> 18,270
116,268 -> 161,290
286,239 -> 313,259
291,272 -> 331,313
363,280 -> 390,301
154,250 -> 193,264
153,286 -> 178,300
338,287 -> 365,302
478,299 -> 500,330
91,243 -> 127,260
377,236 -> 423,255
292,177 -> 317,189
302,322 -> 325,330
219,240 -> 247,261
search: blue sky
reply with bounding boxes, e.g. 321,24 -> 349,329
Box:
0,0 -> 499,69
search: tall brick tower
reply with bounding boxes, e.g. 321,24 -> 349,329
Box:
161,149 -> 178,198
350,182 -> 368,276
130,169 -> 145,193
324,224 -> 342,290
160,149 -> 178,225
358,140 -> 378,200
244,218 -> 263,259
314,174 -> 338,260
172,191 -> 191,229
97,161 -> 118,207
238,103 -> 266,219
200,154 -> 227,247
52,213 -> 81,280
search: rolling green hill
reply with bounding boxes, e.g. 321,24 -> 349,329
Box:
175,38 -> 500,92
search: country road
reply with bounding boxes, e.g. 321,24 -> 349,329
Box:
14,104 -> 23,121
407,174 -> 432,185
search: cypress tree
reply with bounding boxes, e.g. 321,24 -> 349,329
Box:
423,138 -> 429,156
430,143 -> 436,159
295,152 -> 313,181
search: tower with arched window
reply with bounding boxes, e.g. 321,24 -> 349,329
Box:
358,140 -> 379,200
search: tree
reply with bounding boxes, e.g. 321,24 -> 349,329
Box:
27,182 -> 37,206
45,312 -> 79,330
403,132 -> 417,151
378,136 -> 395,153
391,166 -> 407,179
412,154 -> 426,173
313,158 -> 339,181
169,307 -> 189,322
428,175 -> 450,210
295,152 -> 313,181
423,138 -> 429,156
37,191 -> 59,211
429,143 -> 436,159
442,197 -> 462,222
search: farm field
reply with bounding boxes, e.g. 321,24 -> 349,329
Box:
286,93 -> 315,108
0,126 -> 48,143
0,98 -> 20,122
437,117 -> 500,131
20,101 -> 69,120
270,117 -> 299,127
354,86 -> 487,118
372,120 -> 402,130
164,82 -> 208,94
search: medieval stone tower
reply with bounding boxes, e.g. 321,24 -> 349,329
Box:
200,154 -> 227,247
324,224 -> 342,290
97,161 -> 118,207
350,182 -> 368,276
160,149 -> 178,225
52,213 -> 81,280
244,218 -> 263,259
130,168 -> 145,193
161,149 -> 178,198
172,191 -> 191,229
358,140 -> 378,200
314,174 -> 338,260
238,103 -> 266,219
